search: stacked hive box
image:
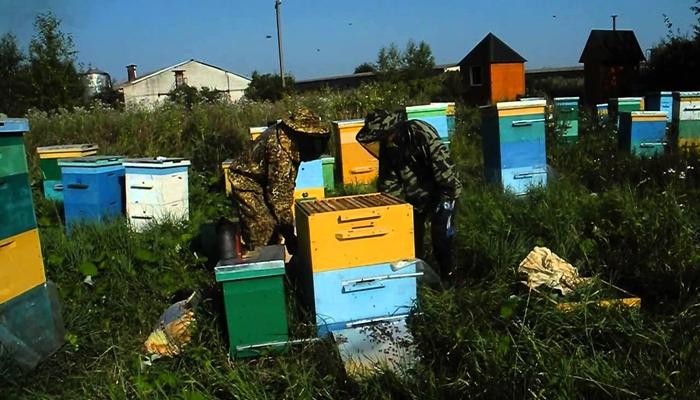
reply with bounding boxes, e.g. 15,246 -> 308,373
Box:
446,103 -> 456,138
646,91 -> 673,123
619,112 -> 668,158
332,119 -> 377,185
597,103 -> 609,125
0,118 -> 64,370
294,158 -> 325,201
609,97 -> 644,126
124,158 -> 191,232
215,245 -> 289,358
553,97 -> 579,142
406,104 -> 450,147
481,99 -> 548,195
295,194 -> 418,336
36,144 -> 98,201
673,91 -> 700,149
59,156 -> 125,228
320,156 -> 335,194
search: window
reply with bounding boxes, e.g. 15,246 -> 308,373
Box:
174,70 -> 186,87
470,65 -> 483,87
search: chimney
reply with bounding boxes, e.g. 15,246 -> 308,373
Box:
611,14 -> 618,31
127,64 -> 137,82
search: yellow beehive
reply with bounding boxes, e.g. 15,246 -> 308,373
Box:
332,120 -> 378,185
295,193 -> 414,272
0,229 -> 47,303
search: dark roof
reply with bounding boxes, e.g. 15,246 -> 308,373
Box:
579,30 -> 645,64
458,33 -> 526,66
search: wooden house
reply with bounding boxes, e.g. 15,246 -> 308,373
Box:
579,30 -> 645,106
458,33 -> 526,105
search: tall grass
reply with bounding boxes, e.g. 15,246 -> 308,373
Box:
2,89 -> 700,398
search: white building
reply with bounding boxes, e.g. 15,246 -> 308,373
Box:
117,59 -> 251,107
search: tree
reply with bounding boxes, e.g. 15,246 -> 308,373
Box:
244,71 -> 295,102
403,39 -> 435,79
693,0 -> 700,38
354,62 -> 376,74
28,12 -> 85,111
0,33 -> 30,116
376,43 -> 403,73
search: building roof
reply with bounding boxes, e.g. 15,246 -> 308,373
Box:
116,59 -> 250,88
579,30 -> 645,64
458,33 -> 526,66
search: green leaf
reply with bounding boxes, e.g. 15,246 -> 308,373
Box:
78,261 -> 98,277
135,248 -> 158,263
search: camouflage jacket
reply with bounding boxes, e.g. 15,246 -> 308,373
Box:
228,124 -> 300,229
378,120 -> 462,214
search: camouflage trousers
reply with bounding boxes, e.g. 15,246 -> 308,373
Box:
231,189 -> 280,250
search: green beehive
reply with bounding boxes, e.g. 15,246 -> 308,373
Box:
554,97 -> 580,143
214,245 -> 289,358
320,156 -> 335,194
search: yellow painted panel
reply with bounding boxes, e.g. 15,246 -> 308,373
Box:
0,229 -> 46,304
294,187 -> 325,201
221,159 -> 233,195
332,120 -> 378,185
631,116 -> 668,122
498,106 -> 546,117
295,194 -> 415,272
37,150 -> 98,159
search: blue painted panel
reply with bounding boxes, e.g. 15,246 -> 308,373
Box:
498,114 -> 546,143
487,166 -> 547,195
499,140 -> 547,169
295,159 -> 324,189
61,165 -> 125,226
447,116 -> 456,138
0,118 -> 29,134
312,262 -> 418,336
42,180 -> 63,201
408,115 -> 449,139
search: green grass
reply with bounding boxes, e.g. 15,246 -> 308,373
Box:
2,100 -> 700,399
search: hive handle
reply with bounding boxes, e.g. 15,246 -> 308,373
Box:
52,183 -> 64,191
131,215 -> 153,220
512,119 -> 545,127
130,184 -> 154,190
0,239 -> 16,249
350,166 -> 374,174
342,279 -> 385,293
335,227 -> 388,240
514,170 -> 547,180
639,142 -> 667,148
66,183 -> 89,189
337,211 -> 379,223
684,106 -> 700,111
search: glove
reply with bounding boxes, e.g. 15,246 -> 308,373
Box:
434,200 -> 456,239
280,225 -> 298,255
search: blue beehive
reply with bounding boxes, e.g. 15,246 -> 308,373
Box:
619,111 -> 668,158
646,92 -> 673,123
312,261 -> 419,336
481,100 -> 547,195
59,156 -> 125,227
406,104 -> 450,143
295,159 -> 324,189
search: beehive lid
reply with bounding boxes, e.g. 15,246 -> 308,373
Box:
554,97 -> 579,102
520,97 -> 546,102
58,155 -> 124,167
406,103 -> 448,113
123,157 -> 191,168
214,245 -> 285,282
332,119 -> 365,128
629,111 -> 668,120
480,99 -> 547,111
597,103 -> 608,108
36,143 -> 99,154
296,193 -> 404,215
0,118 -> 29,134
614,97 -> 643,103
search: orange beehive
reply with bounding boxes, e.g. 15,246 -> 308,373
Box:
332,119 -> 378,185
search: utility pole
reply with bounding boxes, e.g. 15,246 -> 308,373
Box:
611,14 -> 618,31
275,0 -> 286,88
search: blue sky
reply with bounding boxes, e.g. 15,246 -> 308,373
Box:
1,0 -> 697,82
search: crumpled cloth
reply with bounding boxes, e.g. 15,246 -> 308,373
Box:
518,247 -> 589,295
144,292 -> 198,356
